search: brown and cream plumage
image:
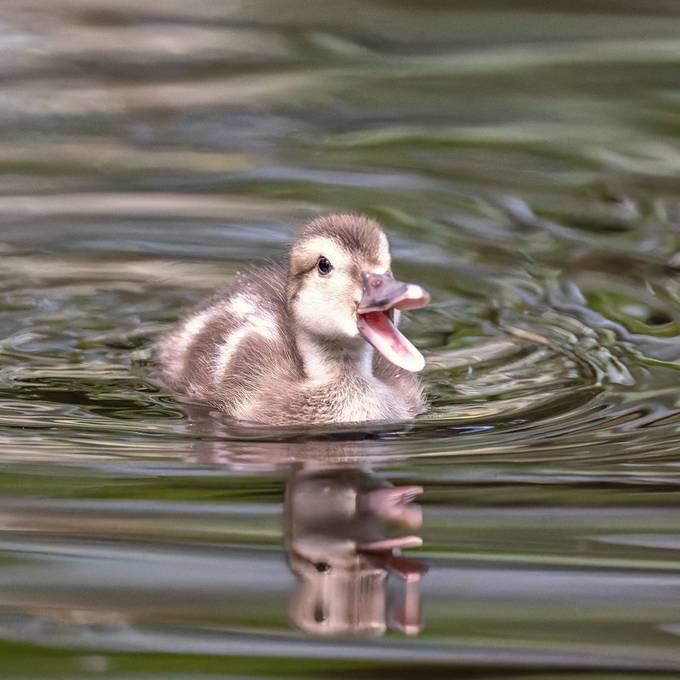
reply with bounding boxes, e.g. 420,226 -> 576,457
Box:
156,213 -> 430,425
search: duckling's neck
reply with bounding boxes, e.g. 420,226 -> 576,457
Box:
296,330 -> 374,382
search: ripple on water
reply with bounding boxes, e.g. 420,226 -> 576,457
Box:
1,1 -> 680,677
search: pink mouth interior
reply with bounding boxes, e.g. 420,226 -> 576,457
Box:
357,289 -> 428,373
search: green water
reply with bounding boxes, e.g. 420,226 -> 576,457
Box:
2,1 -> 680,677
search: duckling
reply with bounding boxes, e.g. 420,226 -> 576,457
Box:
156,213 -> 430,425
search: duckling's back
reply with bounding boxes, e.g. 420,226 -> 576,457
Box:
156,264 -> 300,418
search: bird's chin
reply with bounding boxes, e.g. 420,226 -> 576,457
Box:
357,306 -> 426,373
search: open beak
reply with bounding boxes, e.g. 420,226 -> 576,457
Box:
356,273 -> 430,372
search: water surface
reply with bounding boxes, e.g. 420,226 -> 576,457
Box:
2,1 -> 680,677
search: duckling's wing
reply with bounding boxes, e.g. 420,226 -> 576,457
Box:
156,263 -> 294,408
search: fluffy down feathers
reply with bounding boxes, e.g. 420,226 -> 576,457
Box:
156,214 -> 427,425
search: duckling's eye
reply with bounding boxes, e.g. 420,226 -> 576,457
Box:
317,257 -> 333,275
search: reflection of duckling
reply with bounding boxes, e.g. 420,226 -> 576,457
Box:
179,413 -> 427,637
284,467 -> 427,637
157,214 -> 429,425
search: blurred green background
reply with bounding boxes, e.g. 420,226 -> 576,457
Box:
1,1 -> 680,677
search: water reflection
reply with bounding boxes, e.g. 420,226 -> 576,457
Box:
285,466 -> 426,637
188,406 -> 427,638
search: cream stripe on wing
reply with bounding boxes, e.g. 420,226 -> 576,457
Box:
161,307 -> 214,378
213,310 -> 279,384
213,326 -> 251,384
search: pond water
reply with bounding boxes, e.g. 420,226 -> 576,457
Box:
2,1 -> 680,677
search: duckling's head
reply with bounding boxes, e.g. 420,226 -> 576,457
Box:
287,214 -> 429,372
